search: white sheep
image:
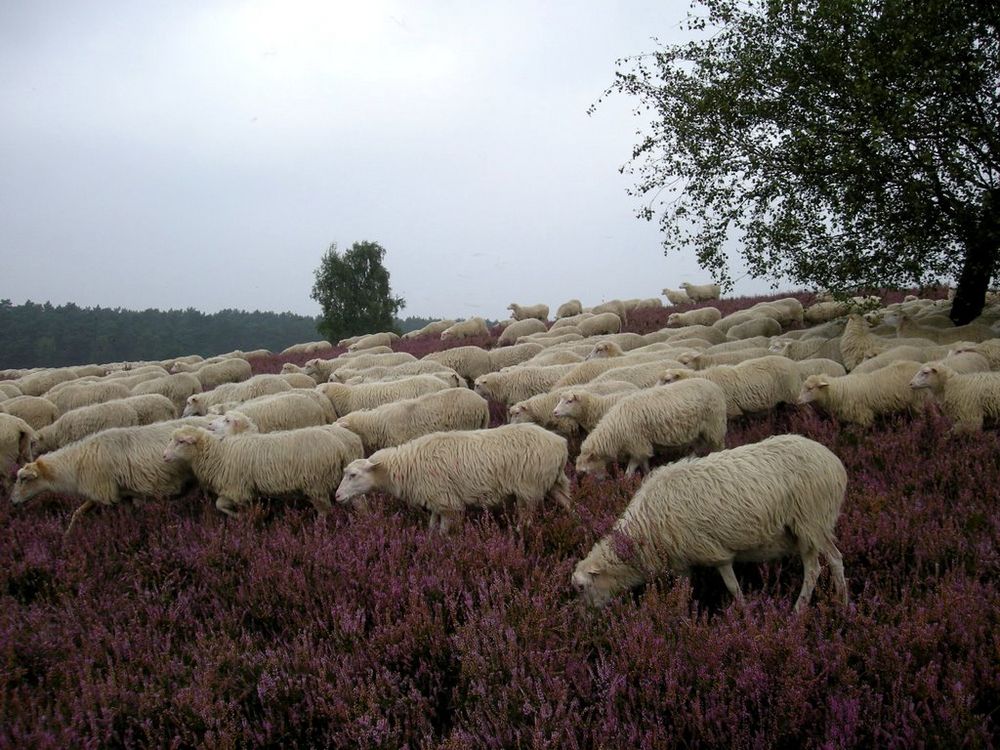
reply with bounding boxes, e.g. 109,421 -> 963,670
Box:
590,300 -> 628,324
473,365 -> 577,406
122,394 -> 178,424
523,348 -> 585,367
402,319 -> 457,340
935,350 -> 991,374
727,316 -> 782,340
281,340 -> 334,356
679,282 -> 721,301
896,314 -> 993,344
317,375 -> 452,416
793,358 -> 848,380
190,359 -> 253,391
164,424 -> 363,516
576,379 -> 728,477
33,400 -> 141,454
551,313 -> 593,329
804,300 -> 851,324
334,360 -> 459,384
348,332 -> 400,352
552,388 -> 642,434
507,303 -> 550,322
520,332 -> 584,348
208,410 -> 260,437
182,375 -> 294,415
131,372 -> 203,412
909,364 -> 1000,433
658,324 -> 729,345
13,368 -> 79,397
704,337 -> 772,355
424,346 -> 494,383
497,318 -> 548,346
45,380 -> 130,415
336,388 -> 490,453
556,299 -> 583,318
335,423 -> 573,532
440,317 -> 490,341
577,313 -> 622,337
769,336 -> 844,365
509,381 -> 639,435
667,307 -> 722,328
677,348 -> 771,370
850,344 -> 951,374
798,360 -> 929,426
327,352 -> 418,381
953,340 -> 1000,370
662,288 -> 691,306
488,342 -> 545,370
571,434 -> 848,611
208,391 -> 330,433
0,382 -> 23,399
0,413 -> 35,493
0,395 -> 59,431
658,355 -> 801,417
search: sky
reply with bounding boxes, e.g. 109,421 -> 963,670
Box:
0,0 -> 781,320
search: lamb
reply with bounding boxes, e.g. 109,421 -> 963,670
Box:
591,300 -> 628,323
130,372 -> 203,412
181,375 -> 294,416
473,365 -> 577,405
164,424 -> 363,517
402,319 -> 457,339
33,400 -> 142,454
552,388 -> 643,434
508,381 -> 638,435
209,391 -> 330,433
336,388 -> 490,453
556,299 -> 583,318
575,379 -> 728,477
0,414 -> 35,493
677,348 -> 771,370
497,318 -> 547,346
662,288 -> 691,306
798,360 -> 929,426
192,358 -> 253,391
909,364 -> 1000,433
571,434 -> 848,611
667,307 -> 722,328
507,303 -> 550,322
657,356 -> 801,418
679,282 -> 721,301
121,394 -> 178,424
727,317 -> 781,340
440,317 -> 490,341
317,375 -> 452,416
577,312 -> 622,337
335,423 -> 573,532
348,332 -> 400,352
0,395 -> 60,430
0,382 -> 23,399
424,346 -> 494,383
11,418 -> 213,533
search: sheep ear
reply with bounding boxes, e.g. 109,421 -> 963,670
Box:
817,381 -> 830,389
586,566 -> 602,577
18,430 -> 33,461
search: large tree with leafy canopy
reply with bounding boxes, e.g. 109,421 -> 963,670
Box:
311,240 -> 405,342
598,0 -> 999,323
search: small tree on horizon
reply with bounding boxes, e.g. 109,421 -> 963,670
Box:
310,240 -> 405,342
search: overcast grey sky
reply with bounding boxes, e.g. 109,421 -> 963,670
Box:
1,1 -> 778,320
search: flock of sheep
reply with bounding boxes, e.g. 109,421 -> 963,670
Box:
3,285 -> 1000,611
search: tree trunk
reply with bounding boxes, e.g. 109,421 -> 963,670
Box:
951,197 -> 1000,325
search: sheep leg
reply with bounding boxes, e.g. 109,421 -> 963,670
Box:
823,543 -> 849,607
438,510 -> 463,534
65,500 -> 96,537
427,511 -> 440,531
545,475 -> 575,516
794,549 -> 822,613
717,562 -> 744,605
307,493 -> 332,516
624,457 -> 644,477
215,496 -> 241,517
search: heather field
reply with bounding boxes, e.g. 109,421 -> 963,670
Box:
2,293 -> 998,748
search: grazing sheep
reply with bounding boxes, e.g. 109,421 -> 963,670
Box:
507,303 -> 549,322
277,372 -> 318,389
509,381 -> 639,435
952,340 -> 1000,370
131,372 -> 203,412
590,361 -> 684,388
749,298 -> 805,326
181,375 -> 294,416
662,288 -> 691,306
473,365 -> 577,406
553,388 -> 642,434
33,400 -> 142,454
348,332 -> 400,352
488,342 -> 545,370
0,395 -> 59,430
440,317 -> 490,341
576,380 -> 728,477
577,312 -> 622,337
523,349 -> 585,367
793,358 -> 848,380
402,319 -> 457,339
317,375 -> 452,416
591,300 -> 628,324
798,360 -> 928,426
121,394 -> 178,424
0,382 -> 23,399
936,350 -> 992,374
11,418 -> 212,533
705,337 -> 772,354
658,355 -> 801,418
14,369 -> 79,397
850,344 -> 951,374
497,318 -> 547,346
552,313 -> 593,329
571,434 -> 848,611
661,324 -> 729,346
769,336 -> 844,365
327,352 -> 418,381
727,317 -> 782,340
896,314 -> 993,344
679,282 -> 721,301
677,348 -> 771,370
909,364 -> 1000,433
667,307 -> 722,328
192,358 -> 253,391
424,346 -> 494,383
556,299 -> 583,318
281,340 -> 334,356
804,300 -> 851,324
335,360 -> 458,384
0,414 -> 35,493
210,391 -> 330,433
337,388 -> 490,453
335,423 -> 573,532
164,424 -> 363,516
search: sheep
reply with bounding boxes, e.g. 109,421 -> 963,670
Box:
182,375 -> 294,416
508,381 -> 639,435
598,332 -> 648,351
667,307 -> 722,328
494,318 -> 544,346
748,298 -> 804,326
208,410 -> 260,437
909,364 -> 1000,433
130,372 -> 203,412
662,324 -> 729,345
32,400 -> 143,454
662,288 -> 691,306
804,300 -> 851,324
440,317 -> 490,341
473,365 -> 577,406
952,340 -> 1000,370
0,414 -> 35,493
210,391 -> 330,433
657,356 -> 801,418
192,358 -> 253,391
575,380 -> 728,477
571,434 -> 848,611
348,332 -> 400,352
935,350 -> 991,374
279,372 -> 319,389
551,313 -> 593,329
839,314 -> 938,370
337,335 -> 365,349
591,300 -> 628,323
523,349 -> 585,367
704,337 -> 772,355
11,418 -> 213,533
586,341 -> 628,360
0,395 -> 59,430
552,388 -> 644,434
0,382 -> 23,399
336,388 -> 490,453
896,314 -> 994,344
677,348 -> 771,370
402,319 -> 457,339
793,358 -> 848,380
281,340 -> 334,356
121,394 -> 178,424
556,299 -> 583,318
850,344 -> 951,374
679,282 -> 721,301
769,336 -> 844,365
424,346 -> 495,383
727,317 -> 782,340
589,362 -> 682,388
164,424 -> 363,517
482,344 -> 538,372
520,332 -> 584,348
334,360 -> 458,384
317,375 -> 452,416
507,303 -> 549,322
14,368 -> 79,397
335,423 -> 573,532
577,312 -> 622,337
798,360 -> 929,426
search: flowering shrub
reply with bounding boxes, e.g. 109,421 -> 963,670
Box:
1,292 -> 995,746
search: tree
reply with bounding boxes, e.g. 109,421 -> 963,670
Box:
597,0 -> 999,324
310,240 -> 406,342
